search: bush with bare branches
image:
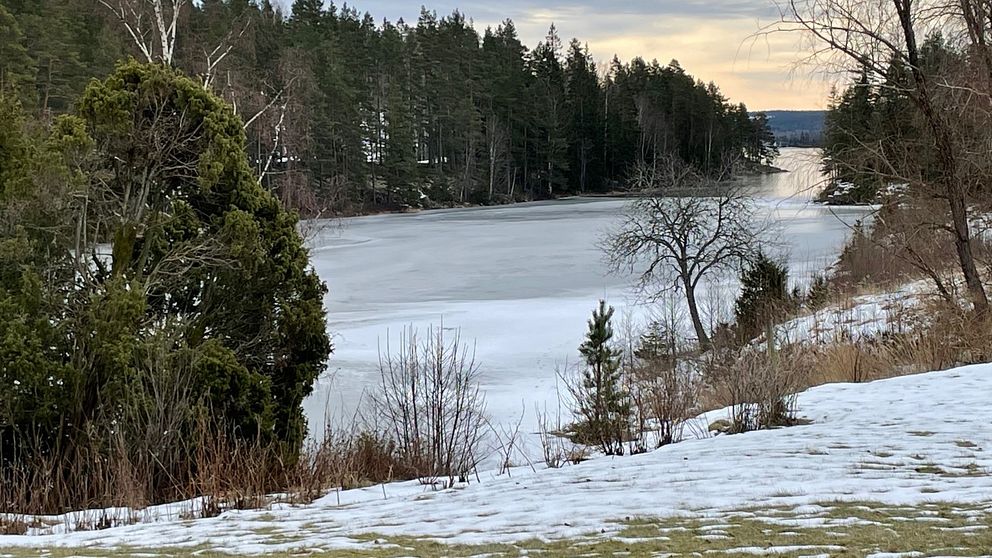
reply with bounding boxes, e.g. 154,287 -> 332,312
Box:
630,322 -> 701,447
370,325 -> 488,485
704,344 -> 812,434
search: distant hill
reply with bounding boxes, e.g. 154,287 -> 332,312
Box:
761,110 -> 826,147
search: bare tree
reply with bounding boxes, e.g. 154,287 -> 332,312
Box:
99,0 -> 185,65
99,0 -> 254,103
775,0 -> 990,311
605,157 -> 766,350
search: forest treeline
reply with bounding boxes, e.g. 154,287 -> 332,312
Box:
821,34 -> 971,204
0,0 -> 775,215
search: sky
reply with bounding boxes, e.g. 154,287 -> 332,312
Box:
271,0 -> 837,110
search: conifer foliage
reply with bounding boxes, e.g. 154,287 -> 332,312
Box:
734,252 -> 793,343
0,0 -> 775,214
0,62 -> 331,512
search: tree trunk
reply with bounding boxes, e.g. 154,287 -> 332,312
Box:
949,187 -> 990,310
684,281 -> 711,350
895,0 -> 989,312
488,146 -> 495,201
580,141 -> 588,192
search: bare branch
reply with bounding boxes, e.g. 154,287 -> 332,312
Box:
99,0 -> 187,65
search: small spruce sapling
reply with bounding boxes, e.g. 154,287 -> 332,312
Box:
575,300 -> 630,455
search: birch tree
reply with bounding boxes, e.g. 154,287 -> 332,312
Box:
98,0 -> 184,65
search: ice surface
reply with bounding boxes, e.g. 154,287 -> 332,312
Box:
302,148 -> 874,456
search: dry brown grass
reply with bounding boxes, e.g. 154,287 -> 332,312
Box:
697,278 -> 992,432
0,418 -> 424,532
804,297 -> 992,388
0,515 -> 27,535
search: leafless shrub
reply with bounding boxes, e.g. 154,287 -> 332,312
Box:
487,405 -> 534,477
536,403 -> 569,469
620,299 -> 701,448
535,372 -> 576,469
832,204 -> 972,301
370,325 -> 488,486
633,353 -> 701,447
704,344 -> 813,433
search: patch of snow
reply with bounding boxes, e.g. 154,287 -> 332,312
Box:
771,281 -> 927,346
5,363 -> 992,553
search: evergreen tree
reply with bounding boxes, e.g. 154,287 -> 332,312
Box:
564,39 -> 603,192
0,59 -> 333,511
746,112 -> 779,165
576,300 -> 629,455
481,20 -> 532,200
530,25 -> 569,197
823,70 -> 878,191
0,5 -> 33,99
0,2 -> 773,213
379,20 -> 419,205
734,251 -> 793,342
69,61 -> 332,455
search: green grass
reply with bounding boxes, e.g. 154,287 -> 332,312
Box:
3,501 -> 992,557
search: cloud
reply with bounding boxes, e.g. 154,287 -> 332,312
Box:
270,0 -> 834,109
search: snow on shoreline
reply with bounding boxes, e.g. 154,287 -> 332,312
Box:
771,282 -> 926,347
4,362 -> 992,553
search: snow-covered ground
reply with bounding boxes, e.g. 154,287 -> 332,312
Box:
772,282 -> 926,346
4,362 -> 992,554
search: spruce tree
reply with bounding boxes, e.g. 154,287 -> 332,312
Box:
734,251 -> 792,343
577,300 -> 629,455
0,5 -> 33,100
564,39 -> 603,193
531,25 -> 569,198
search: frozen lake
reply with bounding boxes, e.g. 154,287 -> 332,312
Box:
302,148 -> 872,457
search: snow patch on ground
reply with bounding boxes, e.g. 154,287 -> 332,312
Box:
4,362 -> 992,554
772,282 -> 926,346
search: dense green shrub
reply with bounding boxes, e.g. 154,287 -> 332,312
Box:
0,62 -> 332,511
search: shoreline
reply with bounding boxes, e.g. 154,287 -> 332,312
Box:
314,163 -> 793,219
